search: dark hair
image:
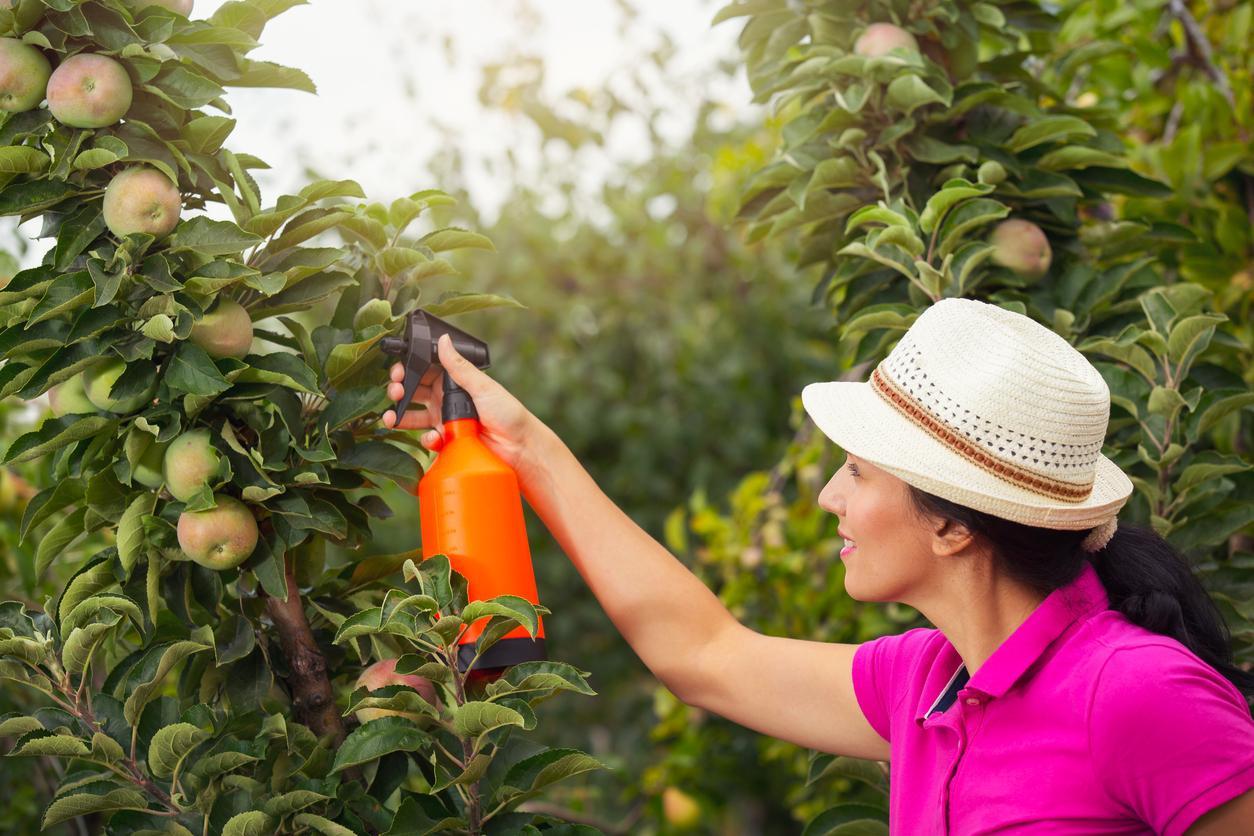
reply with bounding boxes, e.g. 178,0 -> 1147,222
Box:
905,485 -> 1254,699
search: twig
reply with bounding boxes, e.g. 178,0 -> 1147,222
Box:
1165,0 -> 1237,113
514,799 -> 644,834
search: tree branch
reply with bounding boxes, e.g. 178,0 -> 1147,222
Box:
264,550 -> 345,745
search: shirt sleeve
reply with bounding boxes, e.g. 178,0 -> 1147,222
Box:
1088,643 -> 1254,835
852,626 -> 937,743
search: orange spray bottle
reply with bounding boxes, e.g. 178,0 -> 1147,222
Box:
381,310 -> 546,677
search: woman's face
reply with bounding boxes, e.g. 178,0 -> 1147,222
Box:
817,451 -> 937,602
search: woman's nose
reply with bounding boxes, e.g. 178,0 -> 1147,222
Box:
818,473 -> 843,515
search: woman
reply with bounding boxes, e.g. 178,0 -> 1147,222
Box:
381,297 -> 1254,833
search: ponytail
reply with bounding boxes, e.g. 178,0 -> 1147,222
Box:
905,485 -> 1254,699
1087,523 -> 1254,697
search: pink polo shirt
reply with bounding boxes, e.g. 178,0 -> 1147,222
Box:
852,561 -> 1254,834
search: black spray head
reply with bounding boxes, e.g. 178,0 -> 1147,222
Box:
380,310 -> 490,424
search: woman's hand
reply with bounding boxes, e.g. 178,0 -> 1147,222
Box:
381,333 -> 543,477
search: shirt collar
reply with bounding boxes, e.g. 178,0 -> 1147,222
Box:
915,561 -> 1109,722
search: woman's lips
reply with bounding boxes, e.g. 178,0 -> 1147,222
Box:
840,544 -> 857,558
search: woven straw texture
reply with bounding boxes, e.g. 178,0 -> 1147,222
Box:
802,298 -> 1133,530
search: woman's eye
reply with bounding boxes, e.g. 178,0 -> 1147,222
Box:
845,463 -> 859,477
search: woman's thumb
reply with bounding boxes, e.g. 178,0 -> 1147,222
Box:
438,333 -> 485,393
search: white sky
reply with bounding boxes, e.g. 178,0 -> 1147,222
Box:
5,0 -> 754,265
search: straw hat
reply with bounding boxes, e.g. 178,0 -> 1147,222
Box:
801,298 -> 1132,552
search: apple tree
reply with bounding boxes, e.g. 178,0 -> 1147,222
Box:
0,1 -> 606,833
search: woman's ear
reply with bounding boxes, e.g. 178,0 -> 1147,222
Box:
931,517 -> 976,557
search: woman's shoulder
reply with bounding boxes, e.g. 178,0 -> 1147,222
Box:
1082,611 -> 1251,719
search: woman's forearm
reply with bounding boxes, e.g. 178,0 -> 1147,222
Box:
517,418 -> 734,700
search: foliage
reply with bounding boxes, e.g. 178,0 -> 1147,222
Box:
0,1 -> 605,832
659,0 -> 1254,829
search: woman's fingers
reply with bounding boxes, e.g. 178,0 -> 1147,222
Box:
381,407 -> 436,431
386,379 -> 433,404
383,362 -> 438,431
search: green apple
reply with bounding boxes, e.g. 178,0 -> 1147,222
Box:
0,38 -> 52,113
83,359 -> 155,414
48,375 -> 96,417
46,53 -> 133,128
176,494 -> 258,570
853,23 -> 918,57
162,428 -> 223,502
662,787 -> 701,828
990,219 -> 1052,280
103,166 -> 182,239
132,438 -> 168,489
128,0 -> 194,14
189,297 -> 253,359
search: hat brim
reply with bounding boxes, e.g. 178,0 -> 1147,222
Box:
801,379 -> 1133,530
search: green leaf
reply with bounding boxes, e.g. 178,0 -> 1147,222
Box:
117,492 -> 157,575
72,148 -> 121,171
844,205 -> 911,235
263,790 -> 329,817
124,626 -> 213,724
91,731 -> 125,763
1175,452 -> 1252,494
338,441 -> 419,491
712,0 -> 785,26
57,560 -> 117,625
149,64 -> 225,109
269,208 -> 354,252
801,804 -> 889,835
292,814 -> 359,836
14,733 -> 90,757
404,555 -> 452,608
452,701 -> 526,738
229,59 -> 316,93
936,198 -> 1010,257
1006,115 -> 1095,153
1190,391 -> 1254,440
166,342 -> 232,397
331,717 -> 430,773
418,227 -> 495,253
1036,145 -> 1127,171
42,789 -> 150,829
376,246 -> 430,277
148,722 -> 209,779
61,615 -> 121,675
0,716 -> 44,737
460,596 -> 540,638
425,291 -> 525,318
918,179 -> 993,233
0,146 -> 50,175
184,115 -> 237,155
236,351 -> 319,394
487,661 -> 597,699
222,811 -> 276,836
34,506 -> 87,580
0,179 -> 76,215
167,216 -> 263,257
502,747 -> 606,794
1166,314 -> 1225,367
1078,167 -> 1172,198
884,75 -> 948,114
62,593 -> 143,635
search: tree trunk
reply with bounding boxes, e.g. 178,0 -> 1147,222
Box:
265,551 -> 345,745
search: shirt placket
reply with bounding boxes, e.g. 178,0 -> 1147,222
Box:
924,687 -> 988,834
